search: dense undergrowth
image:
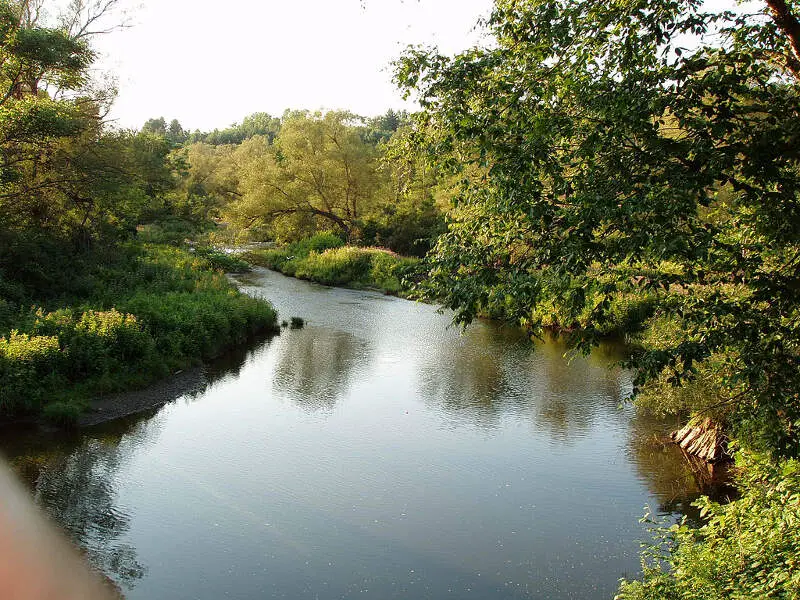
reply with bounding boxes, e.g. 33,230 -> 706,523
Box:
616,452 -> 800,600
0,241 -> 277,424
243,232 -> 420,295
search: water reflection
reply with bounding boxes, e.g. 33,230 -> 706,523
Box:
8,423 -> 150,590
1,337 -> 268,594
416,324 -> 514,429
626,411 -> 735,522
273,326 -> 367,411
0,269 -> 716,600
418,324 -> 630,441
525,340 -> 629,443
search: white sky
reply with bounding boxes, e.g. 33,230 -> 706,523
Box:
89,0 -> 495,132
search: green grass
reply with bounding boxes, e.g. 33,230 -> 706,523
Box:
0,242 -> 278,424
243,234 -> 420,296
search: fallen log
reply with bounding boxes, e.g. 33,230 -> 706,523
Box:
670,416 -> 729,463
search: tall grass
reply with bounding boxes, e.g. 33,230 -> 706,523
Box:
0,243 -> 278,422
244,236 -> 419,296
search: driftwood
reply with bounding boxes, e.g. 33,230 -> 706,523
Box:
670,416 -> 729,463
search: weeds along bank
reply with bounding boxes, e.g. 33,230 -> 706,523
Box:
0,243 -> 278,425
243,233 -> 420,296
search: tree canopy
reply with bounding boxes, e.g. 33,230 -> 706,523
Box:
397,0 -> 800,455
224,110 -> 384,241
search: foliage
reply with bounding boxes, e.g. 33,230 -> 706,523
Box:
0,331 -> 63,413
286,231 -> 345,256
187,112 -> 281,146
0,0 -> 148,247
245,236 -> 418,295
360,109 -> 409,145
359,196 -> 445,257
617,452 -> 800,600
0,243 -> 278,422
396,0 -> 800,456
222,110 -> 383,241
293,246 -> 375,286
192,246 -> 250,273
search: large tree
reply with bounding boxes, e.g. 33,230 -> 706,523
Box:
0,0 -> 132,244
397,0 -> 800,454
225,110 -> 383,241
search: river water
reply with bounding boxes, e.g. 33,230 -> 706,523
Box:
0,268 -> 704,599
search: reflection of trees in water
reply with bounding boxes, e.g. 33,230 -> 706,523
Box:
7,420 -> 158,591
417,323 -> 524,429
626,412 -> 735,524
522,339 -> 629,442
0,332 -> 274,592
418,324 -> 629,438
272,326 -> 366,411
205,332 -> 276,384
0,333 -> 275,593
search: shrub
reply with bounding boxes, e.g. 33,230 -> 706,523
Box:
42,401 -> 83,427
242,248 -> 293,270
0,331 -> 63,413
368,251 -> 418,294
0,243 -> 279,419
287,231 -> 344,257
294,247 -> 374,286
617,453 -> 800,599
193,246 -> 250,273
244,241 -> 419,295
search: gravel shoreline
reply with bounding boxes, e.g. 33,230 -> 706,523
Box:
77,367 -> 209,427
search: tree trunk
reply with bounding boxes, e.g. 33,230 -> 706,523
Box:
670,416 -> 730,463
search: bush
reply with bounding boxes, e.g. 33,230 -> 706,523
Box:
369,251 -> 418,294
136,219 -> 201,244
287,231 -> 344,257
0,243 -> 279,419
243,237 -> 419,295
242,248 -> 293,271
193,246 -> 250,273
42,401 -> 84,427
617,453 -> 800,600
0,331 -> 63,414
294,246 -> 374,286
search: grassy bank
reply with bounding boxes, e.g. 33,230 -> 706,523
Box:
243,233 -> 420,296
0,242 -> 278,424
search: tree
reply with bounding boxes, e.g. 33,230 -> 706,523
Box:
396,0 -> 800,455
188,112 -> 281,145
168,141 -> 239,222
0,0 -> 131,244
225,110 -> 383,241
141,117 -> 166,136
166,118 -> 186,145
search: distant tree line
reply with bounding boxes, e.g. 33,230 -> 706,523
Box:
134,108 -> 445,257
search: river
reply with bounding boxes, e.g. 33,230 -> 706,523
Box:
0,267 -> 705,599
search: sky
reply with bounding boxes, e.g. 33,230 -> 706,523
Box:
87,0 -> 495,132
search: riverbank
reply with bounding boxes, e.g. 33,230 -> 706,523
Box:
241,233 -> 420,297
0,263 -> 713,600
0,242 -> 279,426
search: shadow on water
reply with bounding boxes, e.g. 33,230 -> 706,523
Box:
0,333 -> 276,593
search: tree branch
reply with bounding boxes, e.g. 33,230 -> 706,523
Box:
766,0 -> 800,78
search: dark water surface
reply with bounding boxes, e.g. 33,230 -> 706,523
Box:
1,268 -> 704,599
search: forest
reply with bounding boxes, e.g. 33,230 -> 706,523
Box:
1,0 -> 800,598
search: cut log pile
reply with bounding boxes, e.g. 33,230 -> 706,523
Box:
670,416 -> 729,463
